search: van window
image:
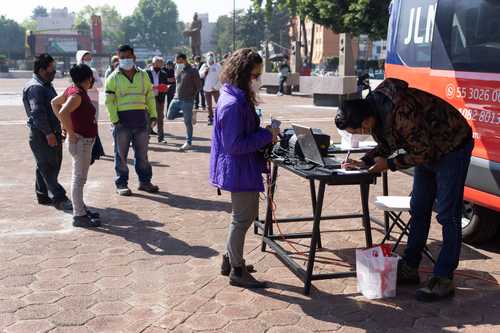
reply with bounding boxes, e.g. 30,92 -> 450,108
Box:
432,0 -> 500,73
394,0 -> 437,67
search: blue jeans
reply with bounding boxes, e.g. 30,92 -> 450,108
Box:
113,124 -> 152,187
167,99 -> 194,145
404,139 -> 474,279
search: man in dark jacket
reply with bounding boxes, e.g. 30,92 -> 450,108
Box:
336,78 -> 473,302
164,60 -> 176,111
166,53 -> 202,151
23,53 -> 72,211
147,56 -> 170,143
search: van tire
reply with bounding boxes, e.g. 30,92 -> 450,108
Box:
462,203 -> 498,245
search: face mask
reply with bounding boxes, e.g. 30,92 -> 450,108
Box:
175,63 -> 185,74
83,60 -> 93,67
207,55 -> 215,65
119,59 -> 135,70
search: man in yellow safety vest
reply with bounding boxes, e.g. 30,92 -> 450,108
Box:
105,44 -> 159,196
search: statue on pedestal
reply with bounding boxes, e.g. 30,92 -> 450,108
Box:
184,13 -> 202,57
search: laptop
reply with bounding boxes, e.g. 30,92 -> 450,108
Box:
292,124 -> 342,169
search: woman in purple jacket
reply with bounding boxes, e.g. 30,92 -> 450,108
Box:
209,49 -> 279,288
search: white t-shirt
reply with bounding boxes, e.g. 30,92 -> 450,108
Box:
199,63 -> 222,92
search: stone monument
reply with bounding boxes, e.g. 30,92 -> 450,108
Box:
184,13 -> 202,57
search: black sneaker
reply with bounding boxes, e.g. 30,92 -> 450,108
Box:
138,182 -> 159,193
397,259 -> 420,285
158,138 -> 167,144
54,199 -> 73,212
116,185 -> 132,196
229,265 -> 267,289
150,129 -> 157,135
73,215 -> 101,228
416,276 -> 455,302
37,195 -> 52,205
221,254 -> 255,276
207,119 -> 213,126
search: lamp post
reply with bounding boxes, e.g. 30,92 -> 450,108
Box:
233,0 -> 236,51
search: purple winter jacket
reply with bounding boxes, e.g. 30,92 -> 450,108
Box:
209,84 -> 273,192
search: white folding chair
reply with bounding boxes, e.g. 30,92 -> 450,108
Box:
375,196 -> 435,263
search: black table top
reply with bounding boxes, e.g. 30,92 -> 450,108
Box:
271,158 -> 379,185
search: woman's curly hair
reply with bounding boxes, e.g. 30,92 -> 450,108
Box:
219,48 -> 263,108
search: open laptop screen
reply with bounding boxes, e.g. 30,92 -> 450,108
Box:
292,124 -> 324,166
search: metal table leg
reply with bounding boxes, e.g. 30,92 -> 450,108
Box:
304,181 -> 327,295
360,182 -> 373,247
309,179 -> 322,249
262,163 -> 279,252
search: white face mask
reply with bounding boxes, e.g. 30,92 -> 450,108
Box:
207,55 -> 215,65
175,63 -> 185,74
119,59 -> 135,70
83,60 -> 93,67
251,77 -> 262,93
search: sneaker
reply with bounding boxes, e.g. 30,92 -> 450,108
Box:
221,254 -> 255,276
207,119 -> 213,126
37,195 -> 52,205
73,214 -> 101,228
416,276 -> 455,302
138,182 -> 159,193
158,138 -> 167,144
150,129 -> 157,136
229,265 -> 267,289
116,186 -> 132,196
397,259 -> 420,285
277,92 -> 283,96
179,142 -> 192,151
54,199 -> 73,212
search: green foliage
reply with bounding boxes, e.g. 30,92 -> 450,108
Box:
123,0 -> 182,55
75,5 -> 125,53
212,6 -> 290,55
21,18 -> 37,32
253,0 -> 390,38
0,16 -> 26,59
32,6 -> 48,18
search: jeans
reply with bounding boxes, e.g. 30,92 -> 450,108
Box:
278,76 -> 287,94
113,124 -> 152,187
155,99 -> 165,141
226,192 -> 259,267
404,139 -> 474,279
205,90 -> 220,121
195,85 -> 206,108
69,136 -> 95,217
167,99 -> 194,145
29,128 -> 67,202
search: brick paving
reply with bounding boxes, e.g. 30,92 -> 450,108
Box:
0,78 -> 500,332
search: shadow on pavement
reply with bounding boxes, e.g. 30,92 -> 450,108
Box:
133,191 -> 231,213
249,280 -> 500,332
91,207 -> 219,258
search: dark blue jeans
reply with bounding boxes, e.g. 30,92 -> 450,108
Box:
404,139 -> 474,279
167,99 -> 194,145
113,124 -> 152,187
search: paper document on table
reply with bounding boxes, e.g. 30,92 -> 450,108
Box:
337,169 -> 369,175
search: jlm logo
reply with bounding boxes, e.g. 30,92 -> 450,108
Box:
403,5 -> 436,45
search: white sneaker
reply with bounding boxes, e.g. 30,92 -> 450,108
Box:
277,92 -> 283,96
192,109 -> 197,125
179,142 -> 192,151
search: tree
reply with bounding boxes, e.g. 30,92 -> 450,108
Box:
0,16 -> 26,60
21,18 -> 37,32
75,5 -> 124,53
213,14 -> 240,55
124,0 -> 182,55
32,6 -> 48,18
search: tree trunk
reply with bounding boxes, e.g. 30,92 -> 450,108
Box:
300,16 -> 308,60
309,23 -> 315,63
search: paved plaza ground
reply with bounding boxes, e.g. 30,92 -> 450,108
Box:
0,78 -> 500,333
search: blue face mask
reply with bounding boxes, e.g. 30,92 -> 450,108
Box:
119,59 -> 135,70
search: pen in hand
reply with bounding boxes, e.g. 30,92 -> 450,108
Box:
344,150 -> 351,164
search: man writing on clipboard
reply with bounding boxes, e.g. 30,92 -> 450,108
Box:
335,78 -> 472,302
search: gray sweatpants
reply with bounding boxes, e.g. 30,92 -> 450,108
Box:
226,192 -> 259,267
68,137 -> 95,217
